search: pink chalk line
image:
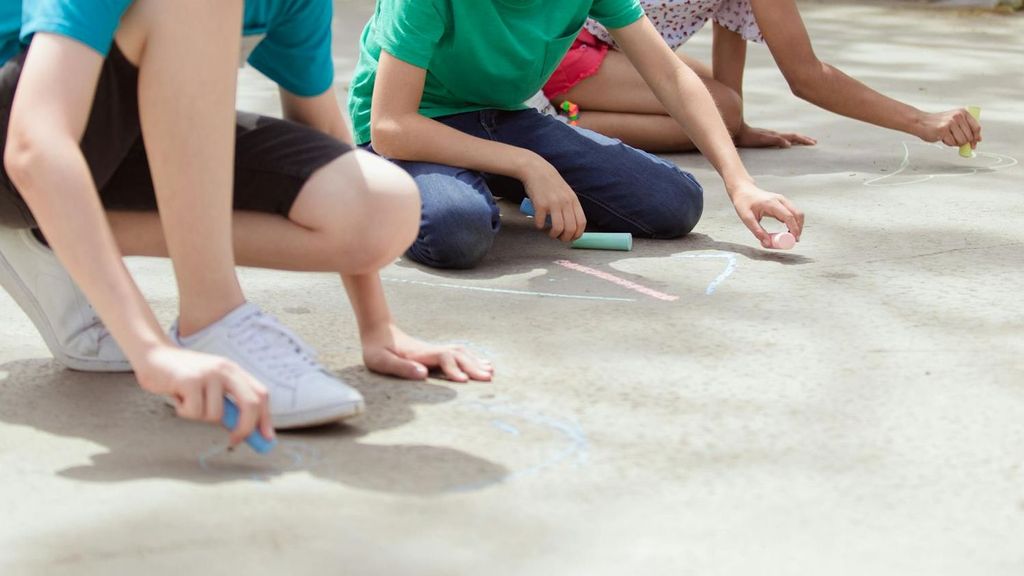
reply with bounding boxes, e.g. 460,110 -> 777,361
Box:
554,260 -> 679,302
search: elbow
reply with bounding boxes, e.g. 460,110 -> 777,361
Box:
787,77 -> 812,101
4,122 -> 79,206
369,115 -> 409,159
3,124 -> 46,195
784,62 -> 826,102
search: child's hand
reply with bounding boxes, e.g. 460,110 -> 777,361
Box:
361,323 -> 494,383
735,124 -> 816,149
728,182 -> 805,248
136,345 -> 274,447
916,109 -> 981,148
520,156 -> 587,242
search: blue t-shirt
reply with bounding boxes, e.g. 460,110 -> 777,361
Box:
0,2 -> 21,65
0,0 -> 334,97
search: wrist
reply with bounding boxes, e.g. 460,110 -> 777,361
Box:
510,149 -> 543,180
906,108 -> 929,138
358,316 -> 394,342
124,331 -> 172,366
341,273 -> 394,341
723,173 -> 756,198
131,340 -> 176,391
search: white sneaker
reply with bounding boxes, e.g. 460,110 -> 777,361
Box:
170,302 -> 364,429
0,227 -> 131,372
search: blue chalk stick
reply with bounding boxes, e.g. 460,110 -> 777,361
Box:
520,198 -> 552,225
520,198 -> 536,217
222,397 -> 277,454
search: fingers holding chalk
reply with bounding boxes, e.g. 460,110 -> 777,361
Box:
223,397 -> 277,454
959,106 -> 981,158
524,196 -> 790,251
770,232 -> 796,250
521,198 -> 632,251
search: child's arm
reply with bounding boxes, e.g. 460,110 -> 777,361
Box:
371,52 -> 587,243
712,22 -> 815,149
281,87 -> 353,145
751,0 -> 980,149
610,18 -> 804,246
5,34 -> 272,446
343,274 -> 493,382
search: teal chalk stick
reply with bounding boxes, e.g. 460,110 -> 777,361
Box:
571,232 -> 633,251
522,199 -> 633,251
222,397 -> 277,454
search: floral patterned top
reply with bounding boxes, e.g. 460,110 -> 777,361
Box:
583,0 -> 763,50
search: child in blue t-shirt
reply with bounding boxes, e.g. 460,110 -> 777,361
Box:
0,0 -> 491,444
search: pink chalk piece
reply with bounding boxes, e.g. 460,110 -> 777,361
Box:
769,232 -> 796,250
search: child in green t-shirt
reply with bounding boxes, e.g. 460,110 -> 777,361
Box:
348,0 -> 804,270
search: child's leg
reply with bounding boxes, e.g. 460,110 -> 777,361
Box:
98,112 -> 386,426
361,146 -> 500,271
108,148 -> 420,275
491,110 -> 704,239
571,111 -> 710,154
109,149 -> 494,272
115,0 -> 245,337
556,50 -> 742,151
395,162 -> 499,270
104,114 -> 491,382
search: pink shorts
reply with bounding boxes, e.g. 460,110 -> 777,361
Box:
542,29 -> 611,99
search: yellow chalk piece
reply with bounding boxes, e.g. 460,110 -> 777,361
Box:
959,105 -> 981,158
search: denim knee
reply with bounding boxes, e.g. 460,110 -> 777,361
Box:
643,170 -> 705,239
405,177 -> 499,269
407,205 -> 497,269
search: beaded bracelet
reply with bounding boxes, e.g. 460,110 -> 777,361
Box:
560,100 -> 580,126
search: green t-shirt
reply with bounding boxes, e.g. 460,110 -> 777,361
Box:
348,0 -> 644,145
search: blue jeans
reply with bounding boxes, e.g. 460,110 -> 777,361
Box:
365,109 -> 703,269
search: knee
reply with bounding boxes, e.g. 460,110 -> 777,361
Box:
302,152 -> 421,274
405,177 -> 498,269
348,159 -> 422,273
642,171 -> 704,239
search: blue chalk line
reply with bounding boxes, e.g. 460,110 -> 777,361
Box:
672,252 -> 738,295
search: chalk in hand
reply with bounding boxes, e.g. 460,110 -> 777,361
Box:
222,397 -> 277,454
959,105 -> 981,158
520,197 -> 538,217
521,198 -> 633,251
768,232 -> 796,250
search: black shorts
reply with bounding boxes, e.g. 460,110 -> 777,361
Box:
0,44 -> 352,229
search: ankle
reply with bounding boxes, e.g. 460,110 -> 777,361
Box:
177,297 -> 247,338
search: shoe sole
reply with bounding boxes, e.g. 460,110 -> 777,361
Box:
272,398 -> 366,430
161,395 -> 365,429
0,236 -> 132,373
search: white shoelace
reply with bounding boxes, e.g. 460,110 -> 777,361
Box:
85,303 -> 117,346
229,310 -> 323,385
